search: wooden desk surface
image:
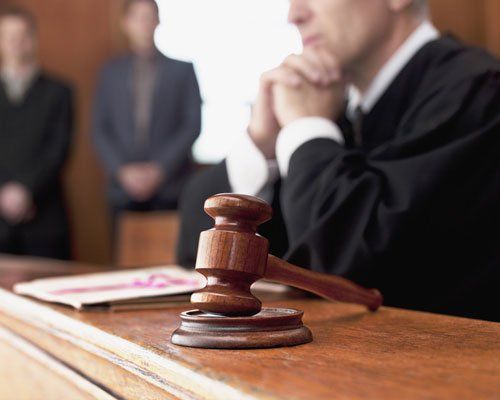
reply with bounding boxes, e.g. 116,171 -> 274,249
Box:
0,255 -> 498,400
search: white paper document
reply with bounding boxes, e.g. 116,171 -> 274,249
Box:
14,266 -> 289,311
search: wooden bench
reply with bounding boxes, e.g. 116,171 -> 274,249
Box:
115,211 -> 180,267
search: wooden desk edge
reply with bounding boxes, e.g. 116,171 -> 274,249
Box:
0,288 -> 261,400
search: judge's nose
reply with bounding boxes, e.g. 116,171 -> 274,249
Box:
288,0 -> 312,27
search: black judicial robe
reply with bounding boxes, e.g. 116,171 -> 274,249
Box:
177,36 -> 500,322
0,73 -> 73,259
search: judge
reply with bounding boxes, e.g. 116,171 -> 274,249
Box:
178,0 -> 500,321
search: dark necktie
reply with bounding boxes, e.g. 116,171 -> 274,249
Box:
351,106 -> 364,147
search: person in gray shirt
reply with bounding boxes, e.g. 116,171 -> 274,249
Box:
93,0 -> 201,223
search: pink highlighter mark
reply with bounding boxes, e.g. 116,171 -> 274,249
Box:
49,274 -> 200,295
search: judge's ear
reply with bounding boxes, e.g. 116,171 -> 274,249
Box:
386,0 -> 415,12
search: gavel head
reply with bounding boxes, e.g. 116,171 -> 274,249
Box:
191,194 -> 272,316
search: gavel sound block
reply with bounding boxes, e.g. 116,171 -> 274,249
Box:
171,194 -> 382,349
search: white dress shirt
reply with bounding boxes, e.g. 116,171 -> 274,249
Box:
227,21 -> 440,195
0,65 -> 39,104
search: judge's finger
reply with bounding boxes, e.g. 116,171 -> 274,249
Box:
260,67 -> 303,89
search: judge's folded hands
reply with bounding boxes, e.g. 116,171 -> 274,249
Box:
248,48 -> 346,158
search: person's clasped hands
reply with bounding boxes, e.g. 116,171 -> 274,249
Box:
118,162 -> 165,202
0,182 -> 35,225
248,47 -> 346,159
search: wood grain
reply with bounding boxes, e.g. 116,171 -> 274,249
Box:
0,256 -> 499,400
115,211 -> 180,267
0,326 -> 117,400
171,308 -> 313,349
484,0 -> 500,55
266,254 -> 382,311
0,316 -> 178,400
429,0 -> 500,56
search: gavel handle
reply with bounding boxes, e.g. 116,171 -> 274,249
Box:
265,255 -> 383,311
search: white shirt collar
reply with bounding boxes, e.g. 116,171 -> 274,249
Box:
347,21 -> 440,118
1,64 -> 39,82
1,64 -> 39,103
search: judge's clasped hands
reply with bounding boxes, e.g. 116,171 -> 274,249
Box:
248,48 -> 346,160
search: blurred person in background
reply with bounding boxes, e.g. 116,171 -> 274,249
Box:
0,6 -> 73,259
177,0 -> 500,321
92,0 -> 201,230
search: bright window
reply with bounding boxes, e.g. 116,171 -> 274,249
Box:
154,0 -> 302,163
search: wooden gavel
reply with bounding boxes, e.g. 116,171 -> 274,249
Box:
191,194 -> 383,316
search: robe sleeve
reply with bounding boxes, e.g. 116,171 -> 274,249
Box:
281,71 -> 500,286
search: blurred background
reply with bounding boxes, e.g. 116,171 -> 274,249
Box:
4,0 -> 499,265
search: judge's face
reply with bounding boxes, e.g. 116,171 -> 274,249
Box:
122,1 -> 159,52
289,0 -> 397,71
0,17 -> 37,65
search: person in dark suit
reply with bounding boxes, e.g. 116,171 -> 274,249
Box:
178,0 -> 500,322
92,0 -> 201,222
0,7 -> 73,259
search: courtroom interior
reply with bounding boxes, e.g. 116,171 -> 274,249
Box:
0,0 -> 499,399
